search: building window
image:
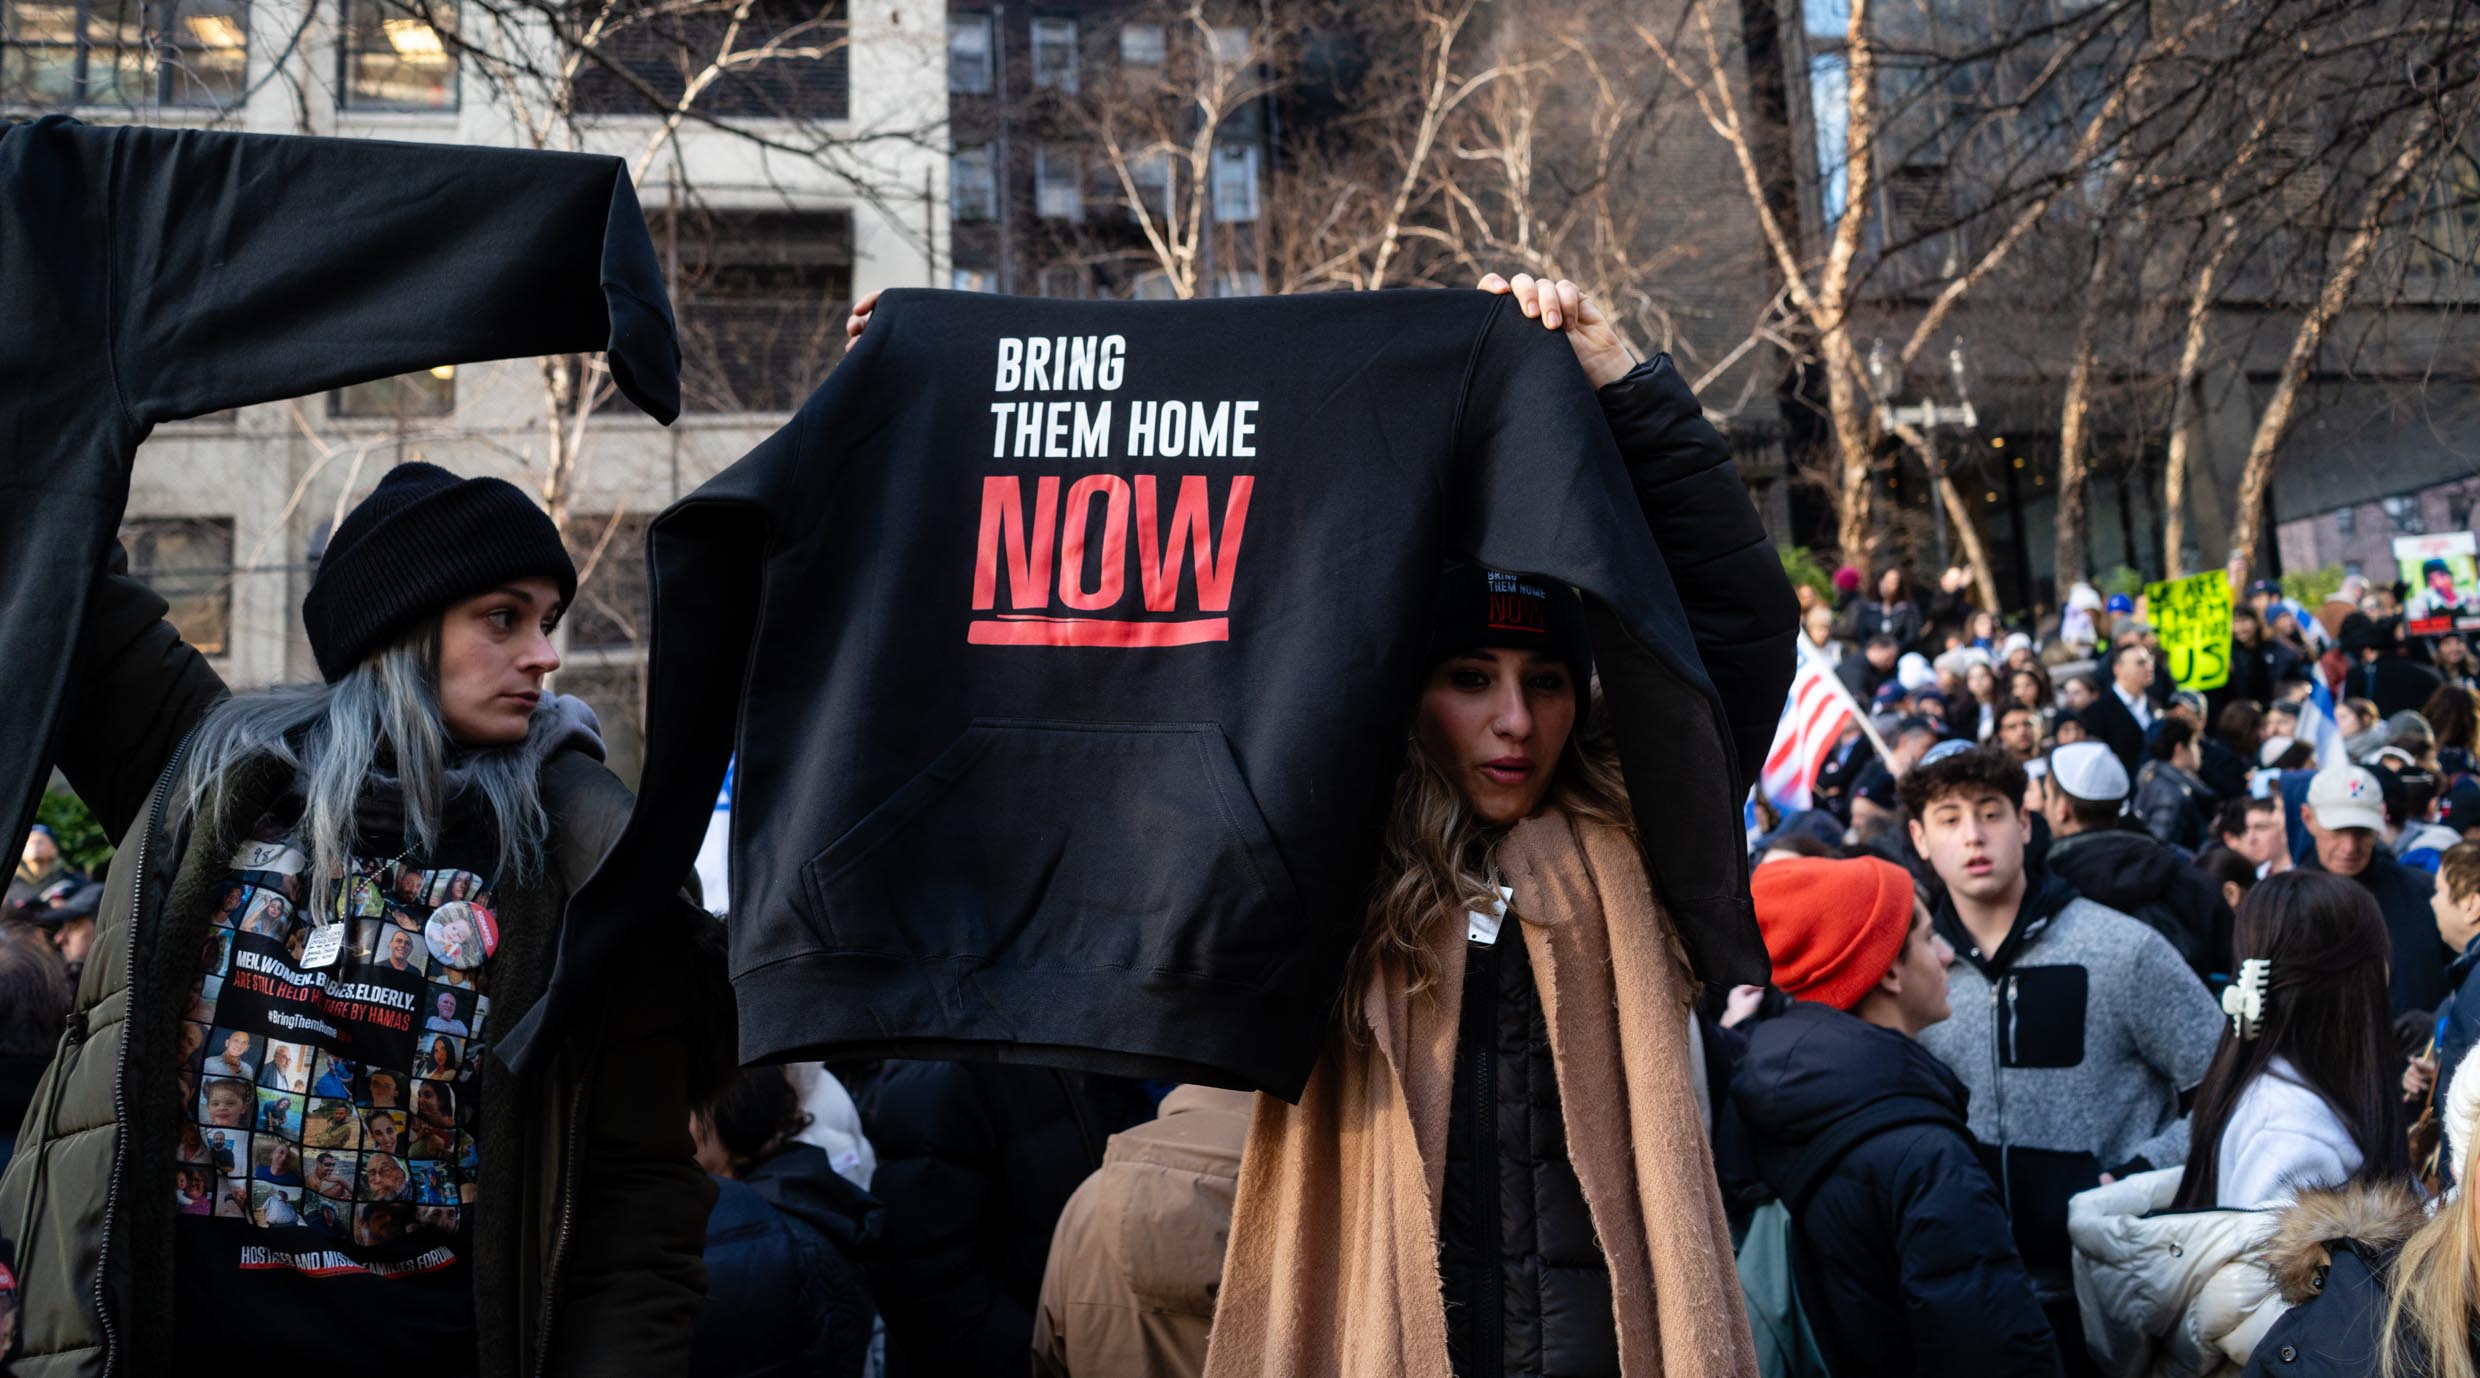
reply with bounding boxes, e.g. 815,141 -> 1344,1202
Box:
574,0 -> 847,120
1038,263 -> 1084,299
331,366 -> 457,419
1035,146 -> 1081,220
1215,269 -> 1261,297
947,11 -> 990,94
1804,0 -> 1851,229
1029,15 -> 1075,92
1117,22 -> 1162,65
667,208 -> 853,414
339,0 -> 456,110
2,0 -> 249,109
951,143 -> 996,220
1211,143 -> 1260,223
2383,494 -> 2426,534
2411,146 -> 2479,283
1125,145 -> 1171,222
952,267 -> 994,292
1129,269 -> 1176,300
2335,505 -> 2356,537
1206,24 -> 1247,65
121,516 -> 234,656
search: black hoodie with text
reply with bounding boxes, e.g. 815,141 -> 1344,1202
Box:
501,289 -> 1788,1098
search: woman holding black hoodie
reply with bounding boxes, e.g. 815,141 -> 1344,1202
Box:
844,274 -> 1800,1378
1207,275 -> 1796,1378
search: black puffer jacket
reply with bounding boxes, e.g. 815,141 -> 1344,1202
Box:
2045,826 -> 2233,989
1441,930 -> 1614,1378
856,1061 -> 1152,1378
1731,1002 -> 2062,1378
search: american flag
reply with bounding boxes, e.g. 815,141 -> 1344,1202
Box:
1760,644 -> 1867,812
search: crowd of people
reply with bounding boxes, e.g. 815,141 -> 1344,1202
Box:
8,265 -> 2480,1378
1742,562 -> 2480,1376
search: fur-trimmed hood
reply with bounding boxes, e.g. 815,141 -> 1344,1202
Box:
2260,1179 -> 2428,1306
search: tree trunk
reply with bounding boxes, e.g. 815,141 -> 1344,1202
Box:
1897,423 -> 2003,611
2163,111 -> 2274,580
2052,239 -> 2113,591
2162,231 -> 2239,579
2225,118 -> 2436,588
1826,334 -> 1878,567
1819,0 -> 1879,568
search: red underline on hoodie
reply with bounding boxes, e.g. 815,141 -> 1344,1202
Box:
967,616 -> 1230,647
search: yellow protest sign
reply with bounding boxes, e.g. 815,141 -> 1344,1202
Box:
2143,571 -> 2232,691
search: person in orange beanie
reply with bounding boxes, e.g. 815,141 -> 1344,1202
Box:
1728,855 -> 2062,1376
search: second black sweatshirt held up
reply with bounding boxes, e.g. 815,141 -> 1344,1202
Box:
501,289 -> 1792,1097
0,115 -> 680,872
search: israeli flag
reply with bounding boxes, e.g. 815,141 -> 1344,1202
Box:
2300,678 -> 2344,767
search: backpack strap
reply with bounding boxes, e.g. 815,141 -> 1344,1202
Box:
1777,1095 -> 1967,1214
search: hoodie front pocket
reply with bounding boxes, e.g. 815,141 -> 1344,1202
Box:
794,719 -> 1307,983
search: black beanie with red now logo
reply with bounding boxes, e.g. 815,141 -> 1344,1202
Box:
1425,562 -> 1593,695
302,462 -> 578,683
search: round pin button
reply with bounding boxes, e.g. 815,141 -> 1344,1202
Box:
424,902 -> 499,970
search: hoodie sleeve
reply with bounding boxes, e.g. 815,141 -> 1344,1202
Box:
1452,295 -> 1771,990
1886,1128 -> 2065,1378
2121,925 -> 2229,1170
50,542 -> 228,843
1595,355 -> 1798,787
97,122 -> 678,424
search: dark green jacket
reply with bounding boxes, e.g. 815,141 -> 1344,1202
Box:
0,550 -> 720,1377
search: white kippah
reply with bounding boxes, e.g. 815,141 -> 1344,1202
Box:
2049,741 -> 2130,803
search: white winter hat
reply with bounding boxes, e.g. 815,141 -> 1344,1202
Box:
2306,765 -> 2387,834
2002,632 -> 2032,657
2067,582 -> 2104,613
1898,653 -> 1936,692
2049,741 -> 2131,803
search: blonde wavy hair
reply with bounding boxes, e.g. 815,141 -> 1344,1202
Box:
1340,680 -> 1633,1033
2383,1074 -> 2480,1378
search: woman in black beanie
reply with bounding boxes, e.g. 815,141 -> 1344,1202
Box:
0,462 -> 726,1377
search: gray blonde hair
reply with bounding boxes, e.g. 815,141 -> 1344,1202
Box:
170,622 -> 553,920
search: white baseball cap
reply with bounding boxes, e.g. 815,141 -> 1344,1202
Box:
2306,766 -> 2387,834
2049,741 -> 2130,803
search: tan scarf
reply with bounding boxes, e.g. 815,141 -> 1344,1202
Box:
1204,810 -> 1756,1378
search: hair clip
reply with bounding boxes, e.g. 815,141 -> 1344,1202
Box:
2222,958 -> 2271,1041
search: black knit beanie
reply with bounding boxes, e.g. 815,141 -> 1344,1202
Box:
1425,562 -> 1593,696
303,463 -> 578,683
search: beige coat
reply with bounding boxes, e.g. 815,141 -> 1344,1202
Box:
1033,1085 -> 1256,1378
1203,811 -> 1755,1378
